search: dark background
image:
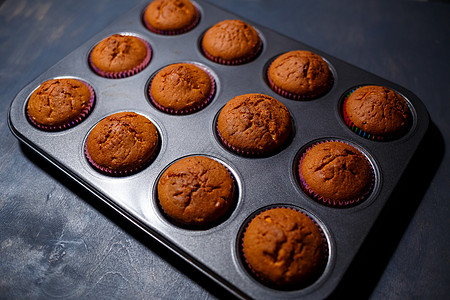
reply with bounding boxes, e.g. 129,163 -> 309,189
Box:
1,0 -> 449,299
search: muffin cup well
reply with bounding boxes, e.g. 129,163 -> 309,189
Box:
89,36 -> 152,79
298,140 -> 375,208
266,61 -> 334,100
148,63 -> 216,115
155,156 -> 237,229
240,205 -> 329,290
342,88 -> 412,141
26,79 -> 95,132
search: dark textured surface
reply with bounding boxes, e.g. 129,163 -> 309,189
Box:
1,0 -> 449,299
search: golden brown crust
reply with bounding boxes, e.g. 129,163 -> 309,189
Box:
86,112 -> 158,172
345,85 -> 410,137
144,0 -> 198,32
202,19 -> 261,62
27,78 -> 92,127
150,63 -> 212,112
157,156 -> 234,226
268,50 -> 333,98
242,208 -> 326,287
300,141 -> 372,202
90,34 -> 148,73
217,93 -> 291,154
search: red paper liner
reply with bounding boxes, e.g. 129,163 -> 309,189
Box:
201,38 -> 262,66
342,88 -> 411,141
26,80 -> 95,131
143,5 -> 200,35
298,139 -> 374,208
240,206 -> 329,290
89,36 -> 152,79
266,61 -> 334,100
148,63 -> 216,115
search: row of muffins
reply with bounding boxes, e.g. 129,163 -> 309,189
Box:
24,0 -> 412,292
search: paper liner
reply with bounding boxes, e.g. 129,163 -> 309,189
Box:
148,63 -> 216,115
89,36 -> 152,79
143,5 -> 200,35
240,206 -> 328,290
201,39 -> 262,66
298,139 -> 375,208
156,156 -> 237,228
26,80 -> 95,132
342,87 -> 412,141
266,61 -> 334,100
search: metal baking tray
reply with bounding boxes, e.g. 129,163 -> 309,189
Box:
8,0 -> 429,298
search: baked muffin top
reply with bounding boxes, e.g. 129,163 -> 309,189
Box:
242,207 -> 327,288
300,141 -> 372,204
217,93 -> 291,155
202,19 -> 261,64
150,63 -> 213,113
86,112 -> 159,173
267,50 -> 333,99
345,85 -> 410,137
27,78 -> 93,129
90,34 -> 149,74
143,0 -> 199,34
157,156 -> 234,226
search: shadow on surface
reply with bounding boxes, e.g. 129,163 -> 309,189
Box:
329,120 -> 444,299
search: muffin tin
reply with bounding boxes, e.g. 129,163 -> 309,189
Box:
8,1 -> 429,299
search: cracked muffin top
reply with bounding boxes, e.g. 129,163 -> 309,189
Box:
85,112 -> 159,175
27,78 -> 94,131
149,63 -> 214,114
90,34 -> 150,76
267,50 -> 333,99
242,207 -> 327,288
201,19 -> 262,65
143,0 -> 199,34
299,141 -> 372,205
157,156 -> 235,226
344,85 -> 411,139
217,93 -> 291,156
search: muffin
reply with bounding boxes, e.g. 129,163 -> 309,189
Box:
157,156 -> 235,227
201,19 -> 262,65
343,85 -> 411,140
267,50 -> 333,100
85,112 -> 159,176
143,0 -> 200,35
149,63 -> 215,114
89,34 -> 151,78
298,141 -> 373,207
26,78 -> 95,131
242,207 -> 327,288
217,93 -> 291,156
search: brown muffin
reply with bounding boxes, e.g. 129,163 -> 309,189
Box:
299,141 -> 373,207
217,93 -> 291,156
267,50 -> 333,99
26,78 -> 94,131
201,19 -> 262,65
89,34 -> 151,78
344,85 -> 411,140
242,207 -> 327,288
149,63 -> 214,114
157,156 -> 235,226
143,0 -> 199,35
85,112 -> 159,176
